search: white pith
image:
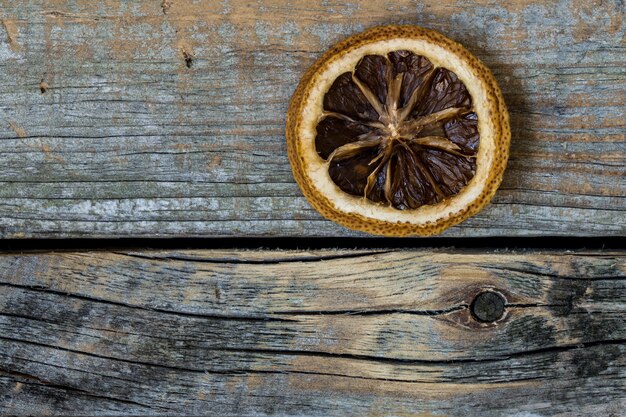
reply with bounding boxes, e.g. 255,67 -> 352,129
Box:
298,38 -> 496,224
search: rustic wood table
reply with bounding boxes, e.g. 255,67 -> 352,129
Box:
0,1 -> 624,416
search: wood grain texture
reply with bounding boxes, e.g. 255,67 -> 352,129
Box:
0,0 -> 623,238
1,248 -> 624,416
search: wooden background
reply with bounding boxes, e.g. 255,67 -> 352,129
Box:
2,249 -> 625,415
0,0 -> 625,416
0,0 -> 623,238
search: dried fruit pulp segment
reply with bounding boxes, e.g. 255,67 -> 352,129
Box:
316,50 -> 479,210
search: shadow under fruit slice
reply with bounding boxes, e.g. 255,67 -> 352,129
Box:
286,25 -> 510,236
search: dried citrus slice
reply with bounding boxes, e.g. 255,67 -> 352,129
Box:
286,25 -> 510,236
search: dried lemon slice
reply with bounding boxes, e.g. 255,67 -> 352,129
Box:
286,25 -> 510,236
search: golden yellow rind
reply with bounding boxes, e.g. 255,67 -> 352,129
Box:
286,25 -> 510,237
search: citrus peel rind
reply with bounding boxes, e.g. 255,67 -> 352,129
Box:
286,25 -> 510,236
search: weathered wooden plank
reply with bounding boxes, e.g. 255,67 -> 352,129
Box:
0,0 -> 624,238
1,249 -> 624,415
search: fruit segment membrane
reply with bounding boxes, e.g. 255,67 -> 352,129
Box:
315,50 -> 479,210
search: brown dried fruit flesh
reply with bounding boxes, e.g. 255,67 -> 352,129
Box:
317,51 -> 477,209
286,25 -> 510,236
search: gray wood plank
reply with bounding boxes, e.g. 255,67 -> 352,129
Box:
0,0 -> 624,237
0,249 -> 624,415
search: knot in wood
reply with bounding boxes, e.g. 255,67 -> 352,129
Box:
470,291 -> 506,323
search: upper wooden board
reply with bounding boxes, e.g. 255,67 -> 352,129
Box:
0,0 -> 624,237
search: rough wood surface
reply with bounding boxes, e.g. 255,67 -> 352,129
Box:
0,0 -> 624,238
1,248 -> 624,416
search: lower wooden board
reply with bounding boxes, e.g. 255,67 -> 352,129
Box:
1,248 -> 624,416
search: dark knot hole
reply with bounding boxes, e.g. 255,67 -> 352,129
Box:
470,291 -> 506,323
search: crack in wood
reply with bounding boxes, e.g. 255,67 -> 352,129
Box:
114,249 -> 395,264
489,266 -> 626,281
3,334 -> 624,369
0,282 -> 295,322
0,369 -> 162,410
270,305 -> 469,316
